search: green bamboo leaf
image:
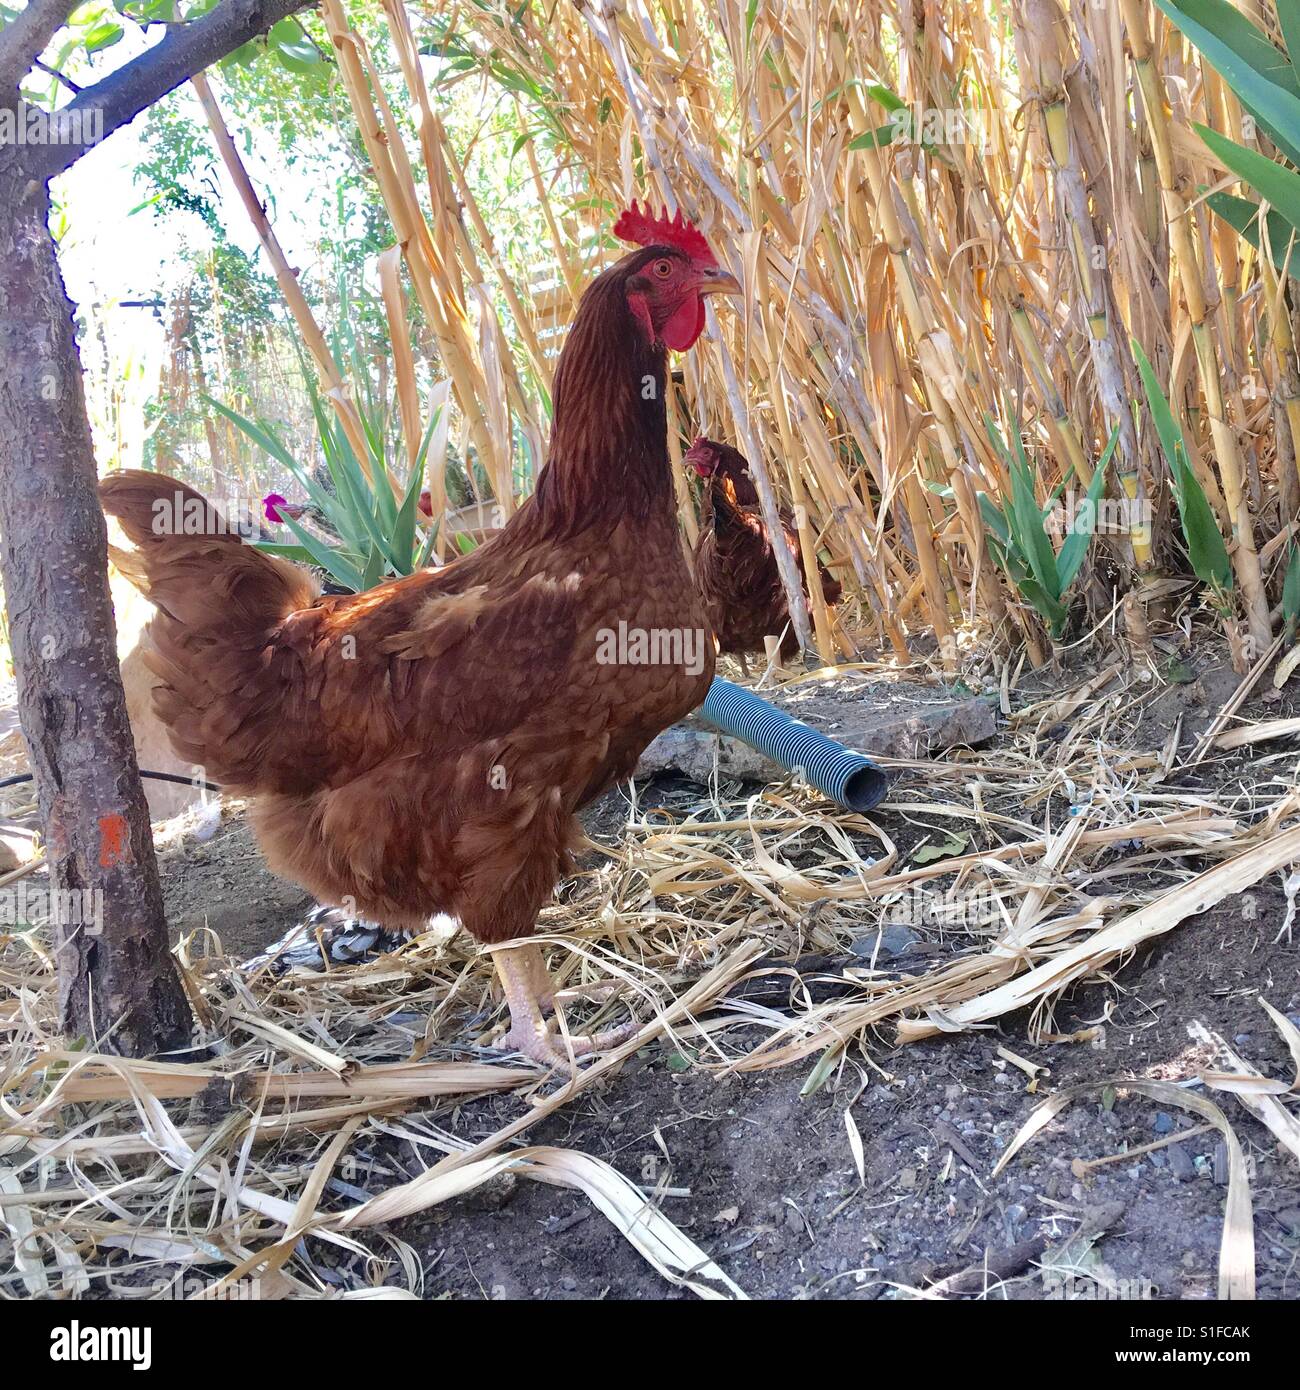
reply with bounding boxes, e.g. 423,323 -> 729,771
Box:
251,542 -> 323,567
278,513 -> 364,592
1280,0 -> 1300,74
1156,0 -> 1300,163
1016,574 -> 1069,636
1134,339 -> 1233,591
207,395 -> 355,542
326,441 -> 399,571
1007,431 -> 1061,601
1131,339 -> 1186,475
1057,425 -> 1119,591
204,395 -> 297,473
1196,123 -> 1300,231
1156,0 -> 1299,97
848,122 -> 900,151
977,491 -> 1011,548
1205,190 -> 1300,280
1172,445 -> 1233,591
864,84 -> 907,113
1284,543 -> 1300,640
389,431 -> 431,574
359,542 -> 386,591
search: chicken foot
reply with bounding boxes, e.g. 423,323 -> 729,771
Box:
490,941 -> 637,1068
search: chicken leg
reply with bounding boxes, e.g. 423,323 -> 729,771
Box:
491,941 -> 637,1068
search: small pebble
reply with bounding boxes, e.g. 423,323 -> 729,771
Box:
1153,1112 -> 1174,1135
1168,1144 -> 1195,1181
880,924 -> 918,956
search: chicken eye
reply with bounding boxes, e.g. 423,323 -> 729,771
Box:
653,259 -> 673,278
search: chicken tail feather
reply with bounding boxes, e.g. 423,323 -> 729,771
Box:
100,471 -> 322,788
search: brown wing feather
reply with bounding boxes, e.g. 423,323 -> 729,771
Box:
101,472 -> 585,793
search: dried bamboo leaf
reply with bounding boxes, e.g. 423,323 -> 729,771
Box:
992,1078 -> 1255,1299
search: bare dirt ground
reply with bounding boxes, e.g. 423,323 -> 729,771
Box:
141,639 -> 1300,1302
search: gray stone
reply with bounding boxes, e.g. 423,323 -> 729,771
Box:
635,696 -> 997,785
1168,1143 -> 1195,1181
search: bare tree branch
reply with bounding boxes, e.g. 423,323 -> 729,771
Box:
24,0 -> 315,179
0,0 -> 80,100
34,56 -> 82,95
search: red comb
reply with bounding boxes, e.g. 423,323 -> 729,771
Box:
614,201 -> 716,266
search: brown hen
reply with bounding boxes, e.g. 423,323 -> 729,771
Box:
688,437 -> 842,672
101,206 -> 738,1066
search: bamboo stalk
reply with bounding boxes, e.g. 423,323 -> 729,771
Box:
1120,0 -> 1272,653
189,73 -> 393,495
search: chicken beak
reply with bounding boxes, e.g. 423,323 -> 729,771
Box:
697,266 -> 741,297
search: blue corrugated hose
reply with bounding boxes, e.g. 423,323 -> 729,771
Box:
698,676 -> 889,813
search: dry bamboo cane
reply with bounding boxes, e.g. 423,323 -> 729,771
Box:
319,0 -> 510,510
720,196 -> 821,661
713,316 -> 817,658
793,388 -> 911,662
755,257 -> 837,664
380,0 -> 1297,676
189,73 -> 393,496
382,0 -> 545,467
1257,224 -> 1300,517
838,56 -> 1009,644
1121,0 -> 1273,653
1017,0 -> 1151,572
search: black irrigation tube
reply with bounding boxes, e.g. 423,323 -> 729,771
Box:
0,770 -> 222,793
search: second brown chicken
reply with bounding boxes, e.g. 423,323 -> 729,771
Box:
688,437 -> 841,673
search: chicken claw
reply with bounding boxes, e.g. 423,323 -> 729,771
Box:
491,942 -> 638,1069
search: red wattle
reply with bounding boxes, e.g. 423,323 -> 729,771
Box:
662,294 -> 705,351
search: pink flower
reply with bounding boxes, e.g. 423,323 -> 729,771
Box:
263,493 -> 289,524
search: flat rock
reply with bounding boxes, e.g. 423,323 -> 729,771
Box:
636,693 -> 997,784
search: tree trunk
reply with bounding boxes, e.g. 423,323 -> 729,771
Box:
0,165 -> 190,1057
